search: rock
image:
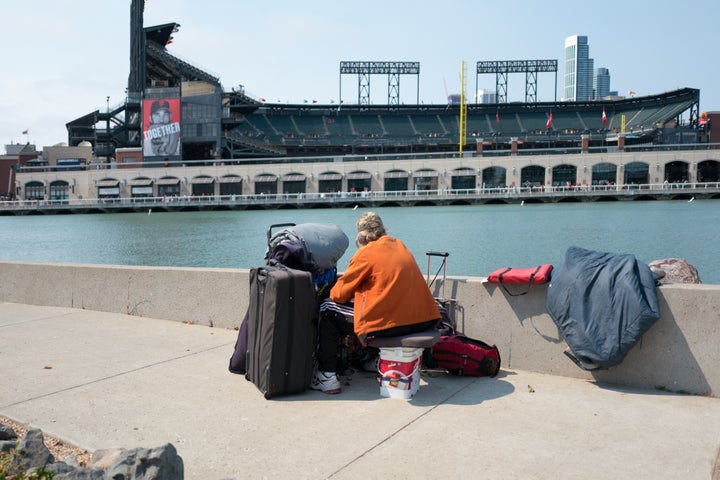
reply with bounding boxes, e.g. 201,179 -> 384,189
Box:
53,466 -> 106,479
104,443 -> 184,480
89,447 -> 126,470
0,424 -> 18,440
6,428 -> 54,476
648,258 -> 701,284
42,460 -> 75,476
2,427 -> 185,479
1,441 -> 16,452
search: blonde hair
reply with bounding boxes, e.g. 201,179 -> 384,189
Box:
355,211 -> 386,246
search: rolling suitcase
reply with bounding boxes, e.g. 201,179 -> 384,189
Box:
245,264 -> 317,398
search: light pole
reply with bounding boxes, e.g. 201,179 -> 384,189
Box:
106,96 -> 111,165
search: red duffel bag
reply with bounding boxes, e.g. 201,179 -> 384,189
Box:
430,334 -> 501,377
487,264 -> 553,296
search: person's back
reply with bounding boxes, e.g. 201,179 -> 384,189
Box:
330,234 -> 438,343
313,212 -> 440,394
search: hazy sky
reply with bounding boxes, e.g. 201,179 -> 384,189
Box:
2,0 -> 718,151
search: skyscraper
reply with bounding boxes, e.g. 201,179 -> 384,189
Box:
594,67 -> 611,100
563,35 -> 594,102
476,89 -> 497,104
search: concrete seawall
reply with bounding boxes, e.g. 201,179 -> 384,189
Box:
1,260 -> 717,396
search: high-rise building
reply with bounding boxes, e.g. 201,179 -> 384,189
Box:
594,67 -> 611,100
563,35 -> 594,102
476,89 -> 497,104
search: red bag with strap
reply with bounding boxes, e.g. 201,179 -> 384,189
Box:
430,334 -> 501,377
487,264 -> 553,296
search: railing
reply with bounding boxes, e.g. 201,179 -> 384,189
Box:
2,182 -> 718,213
14,143 -> 720,173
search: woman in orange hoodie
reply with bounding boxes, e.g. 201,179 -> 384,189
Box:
312,212 -> 440,394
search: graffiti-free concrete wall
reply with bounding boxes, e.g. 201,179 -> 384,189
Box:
1,261 -> 717,396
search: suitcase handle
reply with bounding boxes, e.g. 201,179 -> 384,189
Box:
426,251 -> 449,295
267,223 -> 296,243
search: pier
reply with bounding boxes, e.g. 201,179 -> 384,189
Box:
1,182 -> 718,215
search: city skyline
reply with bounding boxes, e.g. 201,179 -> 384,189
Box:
2,0 -> 718,151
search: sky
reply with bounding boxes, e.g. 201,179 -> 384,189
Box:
2,0 -> 719,152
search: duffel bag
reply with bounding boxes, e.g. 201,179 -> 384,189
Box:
430,334 -> 501,377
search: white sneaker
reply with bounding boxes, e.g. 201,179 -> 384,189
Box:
311,371 -> 342,394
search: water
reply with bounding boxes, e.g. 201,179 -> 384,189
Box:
0,200 -> 718,284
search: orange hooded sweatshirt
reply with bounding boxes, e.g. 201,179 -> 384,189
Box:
329,235 -> 440,344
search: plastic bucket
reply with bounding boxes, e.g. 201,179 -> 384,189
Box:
378,347 -> 424,399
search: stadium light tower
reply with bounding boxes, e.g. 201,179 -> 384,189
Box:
339,61 -> 420,105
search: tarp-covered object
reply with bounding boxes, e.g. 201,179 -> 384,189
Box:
266,223 -> 349,275
546,246 -> 661,370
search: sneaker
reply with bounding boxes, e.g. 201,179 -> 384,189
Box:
311,371 -> 342,394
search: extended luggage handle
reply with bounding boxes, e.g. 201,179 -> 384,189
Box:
426,251 -> 461,333
267,223 -> 296,244
426,251 -> 449,297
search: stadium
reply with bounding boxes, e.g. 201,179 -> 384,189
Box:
3,0 -> 720,212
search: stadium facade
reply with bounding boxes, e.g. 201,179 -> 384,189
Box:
3,0 -> 719,210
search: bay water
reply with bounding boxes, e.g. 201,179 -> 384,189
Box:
0,200 -> 717,284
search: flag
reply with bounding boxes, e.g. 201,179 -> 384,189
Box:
22,129 -> 28,135
546,112 -> 553,129
602,108 -> 607,127
312,100 -> 317,104
496,110 -> 500,124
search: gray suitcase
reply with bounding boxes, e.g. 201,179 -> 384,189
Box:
245,265 -> 317,398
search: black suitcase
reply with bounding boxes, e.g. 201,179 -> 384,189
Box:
245,265 -> 317,398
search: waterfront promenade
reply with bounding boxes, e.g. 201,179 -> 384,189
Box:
2,302 -> 719,480
1,181 -> 718,215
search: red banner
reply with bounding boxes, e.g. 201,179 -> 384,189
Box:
142,98 -> 181,158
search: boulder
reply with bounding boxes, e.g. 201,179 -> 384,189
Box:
648,258 -> 701,284
104,443 -> 184,480
5,428 -> 54,476
53,466 -> 106,479
0,424 -> 18,441
0,424 -> 184,479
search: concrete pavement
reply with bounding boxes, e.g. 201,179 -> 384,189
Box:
1,302 -> 719,480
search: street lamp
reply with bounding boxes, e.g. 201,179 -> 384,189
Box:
106,96 -> 111,164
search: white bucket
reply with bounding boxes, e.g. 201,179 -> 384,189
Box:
378,347 -> 424,399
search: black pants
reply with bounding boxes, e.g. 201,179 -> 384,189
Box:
316,307 -> 436,373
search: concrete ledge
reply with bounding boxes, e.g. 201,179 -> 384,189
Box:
0,261 -> 247,329
1,260 -> 717,396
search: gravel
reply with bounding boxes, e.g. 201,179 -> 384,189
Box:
1,415 -> 92,467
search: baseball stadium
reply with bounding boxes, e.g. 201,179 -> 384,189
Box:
3,0 -> 719,213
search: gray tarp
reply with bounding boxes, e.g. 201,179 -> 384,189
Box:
266,223 -> 349,274
546,246 -> 661,370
